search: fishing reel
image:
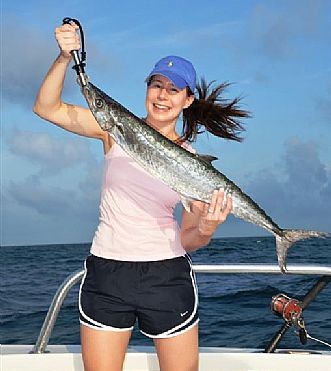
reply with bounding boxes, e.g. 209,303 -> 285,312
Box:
265,276 -> 331,353
271,293 -> 307,344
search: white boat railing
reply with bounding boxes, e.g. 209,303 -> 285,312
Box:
194,264 -> 331,275
32,264 -> 331,354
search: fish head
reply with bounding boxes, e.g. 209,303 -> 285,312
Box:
81,82 -> 117,132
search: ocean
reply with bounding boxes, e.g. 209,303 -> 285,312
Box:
1,237 -> 330,351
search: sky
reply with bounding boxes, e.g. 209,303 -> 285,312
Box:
1,0 -> 331,246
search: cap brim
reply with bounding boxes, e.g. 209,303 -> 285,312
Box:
146,70 -> 187,90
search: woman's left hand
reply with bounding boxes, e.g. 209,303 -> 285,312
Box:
194,188 -> 233,237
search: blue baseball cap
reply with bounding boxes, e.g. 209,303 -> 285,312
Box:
146,55 -> 197,92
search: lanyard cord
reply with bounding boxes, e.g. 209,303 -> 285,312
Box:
62,17 -> 87,86
62,17 -> 86,64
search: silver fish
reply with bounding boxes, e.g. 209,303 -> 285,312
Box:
80,80 -> 329,273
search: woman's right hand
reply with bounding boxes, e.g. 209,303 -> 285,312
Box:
54,23 -> 81,59
34,22 -> 112,152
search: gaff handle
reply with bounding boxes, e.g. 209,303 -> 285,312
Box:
62,17 -> 87,86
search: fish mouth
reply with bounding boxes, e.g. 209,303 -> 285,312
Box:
82,85 -> 94,103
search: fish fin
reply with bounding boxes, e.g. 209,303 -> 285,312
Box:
276,229 -> 330,273
197,154 -> 218,164
180,197 -> 192,212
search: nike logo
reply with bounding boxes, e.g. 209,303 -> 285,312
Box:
180,311 -> 189,317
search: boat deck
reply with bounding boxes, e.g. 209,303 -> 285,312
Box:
2,345 -> 331,371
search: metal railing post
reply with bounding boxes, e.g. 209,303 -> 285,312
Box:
32,270 -> 85,354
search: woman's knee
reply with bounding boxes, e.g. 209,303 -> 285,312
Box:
154,324 -> 199,371
80,324 -> 131,371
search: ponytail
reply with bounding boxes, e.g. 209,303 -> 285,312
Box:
180,79 -> 250,143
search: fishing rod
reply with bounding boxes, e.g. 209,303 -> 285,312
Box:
62,17 -> 88,87
264,275 -> 331,353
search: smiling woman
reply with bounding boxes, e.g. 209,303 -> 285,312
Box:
32,20 -> 251,371
145,74 -> 195,139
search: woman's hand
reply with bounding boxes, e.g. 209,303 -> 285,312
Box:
194,188 -> 233,237
54,23 -> 80,59
180,188 -> 233,252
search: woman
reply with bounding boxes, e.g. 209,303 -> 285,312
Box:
34,23 -> 249,371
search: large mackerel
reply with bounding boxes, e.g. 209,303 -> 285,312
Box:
79,81 -> 328,273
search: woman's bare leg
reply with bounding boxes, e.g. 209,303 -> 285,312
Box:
153,323 -> 199,371
81,324 -> 132,371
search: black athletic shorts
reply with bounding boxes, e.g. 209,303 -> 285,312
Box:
79,254 -> 199,338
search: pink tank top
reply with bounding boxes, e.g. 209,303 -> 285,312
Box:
90,141 -> 194,261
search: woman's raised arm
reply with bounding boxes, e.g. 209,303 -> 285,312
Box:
33,23 -> 111,148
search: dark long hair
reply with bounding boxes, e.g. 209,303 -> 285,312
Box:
180,79 -> 250,143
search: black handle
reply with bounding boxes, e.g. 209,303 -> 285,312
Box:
62,17 -> 87,86
301,275 -> 331,310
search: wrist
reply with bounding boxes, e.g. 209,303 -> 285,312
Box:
57,53 -> 72,64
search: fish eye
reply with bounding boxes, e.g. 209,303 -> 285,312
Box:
95,99 -> 103,108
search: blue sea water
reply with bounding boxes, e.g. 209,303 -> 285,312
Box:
1,237 -> 330,351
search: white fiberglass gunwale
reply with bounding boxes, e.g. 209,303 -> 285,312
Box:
2,345 -> 331,371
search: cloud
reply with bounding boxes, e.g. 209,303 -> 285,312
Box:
8,178 -> 77,216
1,16 -> 107,109
2,128 -> 104,245
218,0 -> 330,81
244,138 -> 331,231
3,149 -> 102,221
1,185 -> 99,246
5,170 -> 100,218
284,138 -> 328,191
248,0 -> 328,59
2,162 -> 103,245
1,18 -> 61,109
7,129 -> 95,176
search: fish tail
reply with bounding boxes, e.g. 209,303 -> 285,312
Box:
276,229 -> 330,273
